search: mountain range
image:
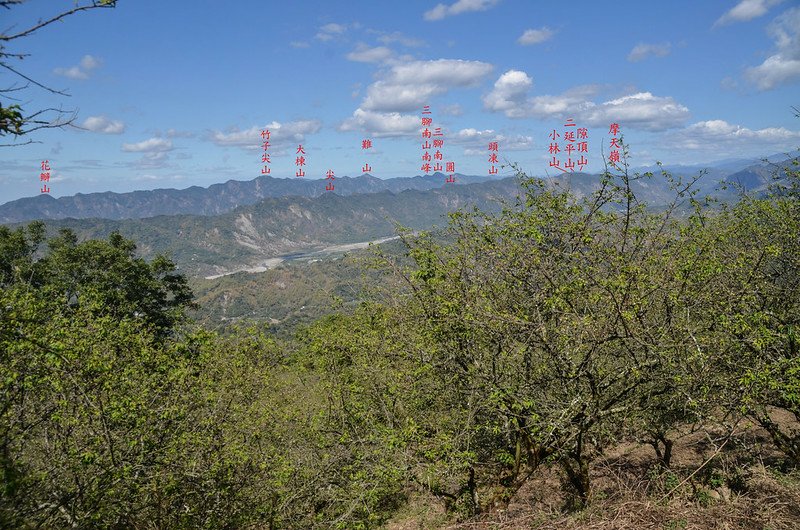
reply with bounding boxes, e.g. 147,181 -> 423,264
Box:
33,177 -> 522,277
1,154 -> 790,224
2,155 -> 793,277
0,172 -> 498,223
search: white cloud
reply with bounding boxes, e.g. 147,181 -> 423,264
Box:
483,70 -> 534,117
517,27 -> 555,45
483,69 -> 688,131
47,170 -> 68,183
424,0 -> 500,21
715,0 -> 784,26
494,134 -> 533,151
290,41 -> 310,48
744,7 -> 800,90
361,59 -> 493,112
346,43 -> 394,63
746,55 -> 800,89
339,56 -> 493,137
53,54 -> 102,80
667,119 -> 800,152
339,109 -> 418,138
122,137 -> 173,153
527,87 -> 599,119
483,71 -> 599,120
627,42 -> 671,62
209,120 -> 322,149
80,55 -> 101,70
581,92 -> 690,131
132,174 -> 161,181
81,115 -> 125,134
126,150 -> 176,170
360,83 -> 449,113
454,128 -> 496,141
53,66 -> 87,80
316,23 -> 348,41
453,128 -> 533,154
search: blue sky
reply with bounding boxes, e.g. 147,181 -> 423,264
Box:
1,0 -> 799,202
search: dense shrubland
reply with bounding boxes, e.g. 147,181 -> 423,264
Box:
1,149 -> 798,528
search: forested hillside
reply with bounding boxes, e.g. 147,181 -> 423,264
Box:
27,178 -> 521,277
17,158 -> 791,279
1,157 -> 799,528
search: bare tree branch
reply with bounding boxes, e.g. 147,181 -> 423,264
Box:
0,1 -> 116,42
0,52 -> 30,59
0,1 -> 117,142
0,62 -> 69,96
0,82 -> 28,92
0,138 -> 37,147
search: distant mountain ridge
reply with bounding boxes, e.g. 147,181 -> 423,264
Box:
2,154 -> 791,224
9,154 -> 794,277
0,173 -> 498,223
37,177 -> 524,277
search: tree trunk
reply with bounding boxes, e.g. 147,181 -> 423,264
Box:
561,455 -> 590,509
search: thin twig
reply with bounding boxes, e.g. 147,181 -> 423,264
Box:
0,62 -> 69,95
0,1 -> 115,42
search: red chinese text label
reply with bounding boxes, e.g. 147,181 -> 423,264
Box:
40,160 -> 51,193
548,118 -> 588,173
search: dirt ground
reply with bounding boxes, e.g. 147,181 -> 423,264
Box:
387,415 -> 800,529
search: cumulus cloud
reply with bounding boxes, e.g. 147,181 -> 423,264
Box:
209,120 -> 322,150
343,58 -> 491,136
517,27 -> 555,45
454,128 -> 495,141
483,69 -> 688,131
526,87 -> 599,119
339,108 -> 419,137
361,59 -> 493,112
81,115 -> 125,134
122,137 -> 173,153
453,128 -> 533,154
483,71 -> 599,120
581,92 -> 690,131
744,7 -> 800,90
121,138 -> 176,170
424,0 -> 500,21
715,0 -> 784,26
53,54 -> 102,80
483,70 -> 534,117
346,43 -> 394,63
627,42 -> 671,62
667,119 -> 800,153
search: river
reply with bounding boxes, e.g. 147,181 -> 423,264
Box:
203,235 -> 400,280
